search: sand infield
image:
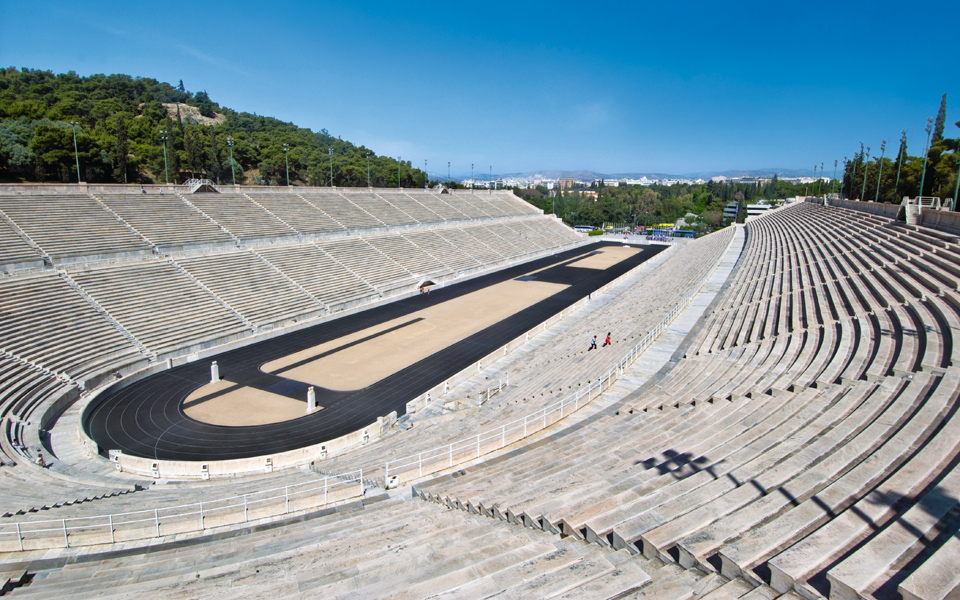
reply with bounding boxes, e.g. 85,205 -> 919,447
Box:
184,245 -> 641,426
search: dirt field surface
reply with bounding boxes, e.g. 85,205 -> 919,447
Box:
184,245 -> 640,427
183,379 -> 321,426
564,246 -> 640,270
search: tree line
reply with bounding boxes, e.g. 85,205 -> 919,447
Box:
515,177 -> 817,231
0,67 -> 430,187
841,94 -> 959,203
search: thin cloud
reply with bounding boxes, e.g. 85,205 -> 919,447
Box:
74,15 -> 131,40
173,42 -> 249,78
564,101 -> 615,133
60,16 -> 249,79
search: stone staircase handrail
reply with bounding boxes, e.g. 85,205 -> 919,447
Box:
182,179 -> 220,194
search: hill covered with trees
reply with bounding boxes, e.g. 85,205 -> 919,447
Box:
0,67 -> 429,187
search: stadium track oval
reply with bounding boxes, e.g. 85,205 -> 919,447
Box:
84,242 -> 665,461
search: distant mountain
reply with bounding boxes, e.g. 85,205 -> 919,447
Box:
467,167 -> 818,182
682,168 -> 817,179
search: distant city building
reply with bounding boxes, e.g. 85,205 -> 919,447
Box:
468,173 -> 823,189
724,201 -> 774,221
733,177 -> 769,186
703,176 -> 836,187
653,178 -> 704,186
460,178 -> 504,189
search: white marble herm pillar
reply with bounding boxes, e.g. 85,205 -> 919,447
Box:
307,386 -> 316,413
210,361 -> 220,383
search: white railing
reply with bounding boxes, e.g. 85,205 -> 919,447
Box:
383,267 -> 714,487
0,470 -> 363,552
901,196 -> 942,213
477,374 -> 509,407
182,178 -> 220,193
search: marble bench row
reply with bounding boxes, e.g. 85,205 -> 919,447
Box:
0,195 -> 150,261
4,495 -> 677,600
0,216 -> 579,378
0,273 -> 141,380
419,337 -> 960,600
0,190 -> 549,266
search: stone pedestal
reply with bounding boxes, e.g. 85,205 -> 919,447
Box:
210,361 -> 220,383
307,386 -> 316,413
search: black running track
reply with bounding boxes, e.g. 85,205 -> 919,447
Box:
84,242 -> 665,461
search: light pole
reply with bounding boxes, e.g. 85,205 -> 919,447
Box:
283,143 -> 290,186
843,156 -> 848,198
424,159 -> 428,189
366,152 -> 371,188
813,164 -> 818,197
874,140 -> 886,203
919,117 -> 934,199
447,161 -> 450,182
328,148 -> 334,187
894,130 -> 907,200
832,159 -> 838,195
953,151 -> 960,208
398,157 -> 402,189
227,137 -> 236,186
851,143 -> 862,199
69,121 -> 81,183
160,130 -> 169,185
860,147 -> 871,201
471,164 -> 474,192
819,162 -> 824,197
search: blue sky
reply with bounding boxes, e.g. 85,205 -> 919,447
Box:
2,0 -> 958,176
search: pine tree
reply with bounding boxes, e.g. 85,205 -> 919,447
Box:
895,130 -> 907,168
114,116 -> 128,183
207,128 -> 221,182
933,93 -> 947,143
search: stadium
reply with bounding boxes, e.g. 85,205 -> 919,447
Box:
0,180 -> 955,600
